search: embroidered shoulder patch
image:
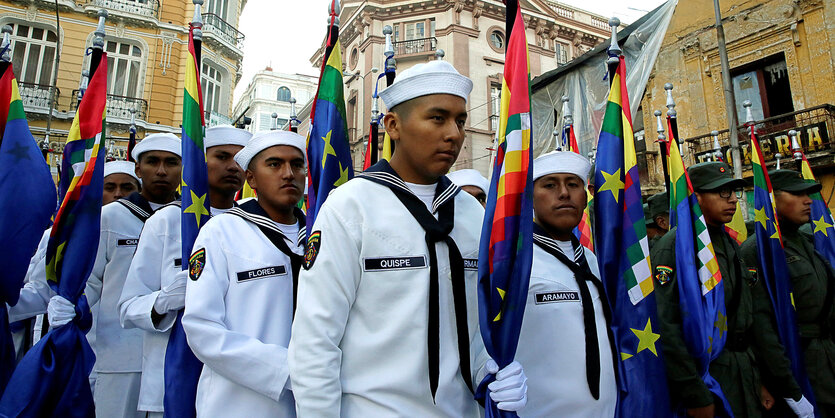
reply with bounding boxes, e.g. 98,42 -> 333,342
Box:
304,231 -> 321,270
655,265 -> 673,286
189,248 -> 206,281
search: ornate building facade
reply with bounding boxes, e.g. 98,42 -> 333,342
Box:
306,0 -> 612,174
1,0 -> 246,173
232,68 -> 317,133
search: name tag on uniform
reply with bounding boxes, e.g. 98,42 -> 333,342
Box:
535,291 -> 579,304
236,265 -> 287,282
117,239 -> 138,246
463,259 -> 478,271
174,258 -> 182,268
363,256 -> 427,271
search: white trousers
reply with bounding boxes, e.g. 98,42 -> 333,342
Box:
94,371 -> 143,418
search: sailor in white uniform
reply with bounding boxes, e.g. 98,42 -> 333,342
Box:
182,130 -> 307,417
515,151 -> 617,417
447,168 -> 489,207
45,133 -> 182,418
7,161 -> 140,390
289,60 -> 527,417
118,126 -> 250,417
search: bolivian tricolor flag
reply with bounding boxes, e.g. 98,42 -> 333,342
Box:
476,1 -> 534,416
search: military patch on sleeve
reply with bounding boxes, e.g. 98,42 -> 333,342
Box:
747,268 -> 758,286
304,231 -> 321,270
189,248 -> 206,281
655,266 -> 673,286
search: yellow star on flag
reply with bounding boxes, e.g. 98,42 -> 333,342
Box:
184,190 -> 210,226
754,207 -> 769,231
598,169 -> 624,203
321,130 -> 337,169
493,288 -> 506,322
334,162 -> 350,187
813,216 -> 833,237
714,311 -> 728,339
631,318 -> 661,356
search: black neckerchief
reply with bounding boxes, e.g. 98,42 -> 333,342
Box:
358,160 -> 473,399
532,223 -> 616,400
227,199 -> 306,313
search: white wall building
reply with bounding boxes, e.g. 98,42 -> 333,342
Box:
232,68 -> 318,132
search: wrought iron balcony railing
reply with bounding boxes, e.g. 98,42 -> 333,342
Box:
202,13 -> 245,51
685,104 -> 835,169
71,90 -> 148,121
18,82 -> 58,114
392,37 -> 437,56
88,0 -> 159,20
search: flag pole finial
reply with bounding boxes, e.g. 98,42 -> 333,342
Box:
654,110 -> 667,142
271,112 -> 278,131
1,25 -> 12,62
192,0 -> 204,40
743,100 -> 754,125
290,97 -> 299,130
93,9 -> 108,50
775,153 -> 782,169
711,130 -> 722,161
434,49 -> 445,60
553,127 -> 561,151
607,17 -> 621,57
561,95 -> 572,127
664,83 -> 677,118
383,25 -> 394,59
789,129 -> 802,161
129,107 -> 136,128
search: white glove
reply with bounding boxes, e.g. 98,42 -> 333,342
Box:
154,270 -> 188,314
785,396 -> 814,418
486,359 -> 527,411
47,295 -> 76,327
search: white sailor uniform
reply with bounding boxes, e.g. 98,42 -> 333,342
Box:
289,161 -> 490,417
86,192 -> 167,418
182,199 -> 305,417
119,203 -> 232,415
515,225 -> 617,417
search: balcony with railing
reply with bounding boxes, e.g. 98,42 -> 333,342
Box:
86,0 -> 159,22
18,82 -> 58,115
686,104 -> 835,170
202,13 -> 245,54
71,90 -> 148,122
392,37 -> 437,56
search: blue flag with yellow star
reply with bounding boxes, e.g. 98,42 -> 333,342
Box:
749,126 -> 817,410
798,151 -> 835,266
163,26 -> 207,418
593,55 -> 671,417
306,17 -> 352,234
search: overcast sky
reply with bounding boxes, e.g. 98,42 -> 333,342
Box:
233,0 -> 668,102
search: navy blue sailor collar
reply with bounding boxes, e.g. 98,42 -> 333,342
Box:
357,159 -> 461,214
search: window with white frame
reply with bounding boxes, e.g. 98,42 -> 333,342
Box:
202,63 -> 223,116
205,0 -> 228,19
490,84 -> 501,131
556,42 -> 569,65
277,86 -> 291,102
105,40 -> 143,98
10,24 -> 57,86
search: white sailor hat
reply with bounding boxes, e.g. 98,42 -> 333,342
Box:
104,161 -> 139,182
379,60 -> 473,110
234,130 -> 306,170
205,125 -> 252,148
131,133 -> 181,161
447,169 -> 489,194
533,151 -> 592,185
